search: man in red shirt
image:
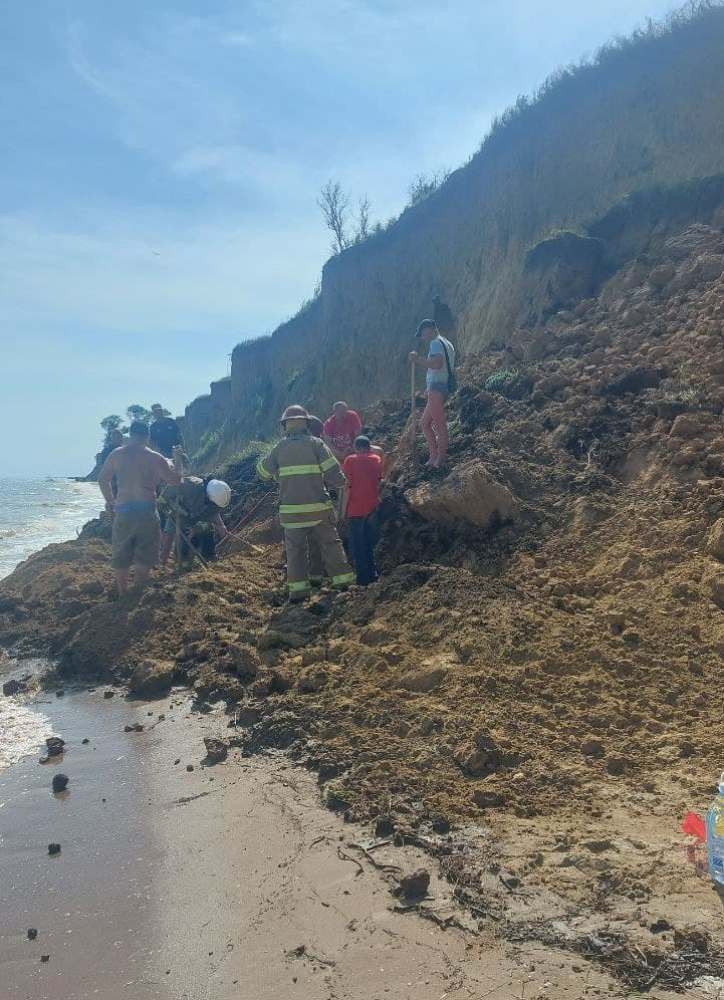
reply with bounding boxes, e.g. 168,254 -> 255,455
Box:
341,435 -> 383,586
323,401 -> 362,463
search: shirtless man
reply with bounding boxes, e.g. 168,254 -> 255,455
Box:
98,420 -> 181,594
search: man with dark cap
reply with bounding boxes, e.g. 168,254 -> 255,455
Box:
149,403 -> 183,458
409,319 -> 456,469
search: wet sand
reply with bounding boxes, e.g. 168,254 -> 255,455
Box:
0,688 -> 631,1000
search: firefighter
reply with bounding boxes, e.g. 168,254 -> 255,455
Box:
257,405 -> 354,602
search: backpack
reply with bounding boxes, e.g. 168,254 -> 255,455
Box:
440,337 -> 457,394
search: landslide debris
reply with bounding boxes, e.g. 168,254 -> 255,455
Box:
2,217 -> 724,985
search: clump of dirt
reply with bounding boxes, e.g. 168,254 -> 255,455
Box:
3,218 -> 724,987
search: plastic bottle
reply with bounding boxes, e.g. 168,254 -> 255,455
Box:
706,772 -> 724,885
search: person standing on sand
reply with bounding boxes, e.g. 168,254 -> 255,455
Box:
323,401 -> 362,463
409,319 -> 456,469
98,421 -> 181,595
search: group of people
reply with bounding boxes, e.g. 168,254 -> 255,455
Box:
98,405 -> 234,594
97,316 -> 456,601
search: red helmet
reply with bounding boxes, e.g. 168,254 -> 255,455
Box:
280,405 -> 309,423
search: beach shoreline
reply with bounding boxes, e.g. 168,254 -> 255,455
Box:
0,684 -> 614,1000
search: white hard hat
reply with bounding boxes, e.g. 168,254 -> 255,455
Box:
206,479 -> 231,508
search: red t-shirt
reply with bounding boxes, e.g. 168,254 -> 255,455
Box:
323,410 -> 362,457
343,453 -> 383,518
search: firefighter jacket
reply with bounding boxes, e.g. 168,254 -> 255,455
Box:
256,431 -> 346,528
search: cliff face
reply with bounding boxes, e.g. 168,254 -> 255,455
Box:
185,6 -> 724,464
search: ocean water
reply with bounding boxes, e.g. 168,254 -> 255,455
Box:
0,478 -> 102,773
0,477 -> 102,581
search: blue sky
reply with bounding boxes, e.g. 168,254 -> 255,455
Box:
1,0 -> 677,476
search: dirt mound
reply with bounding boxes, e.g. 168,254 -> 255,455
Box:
3,215 -> 724,985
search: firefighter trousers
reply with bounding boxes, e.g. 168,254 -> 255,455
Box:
284,514 -> 354,598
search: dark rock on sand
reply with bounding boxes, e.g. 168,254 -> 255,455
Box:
103,690 -> 115,698
3,677 -> 29,697
45,737 -> 65,757
27,929 -> 38,940
398,869 -> 431,900
128,658 -> 175,697
52,773 -> 69,793
48,843 -> 61,856
203,737 -> 228,764
374,815 -> 395,837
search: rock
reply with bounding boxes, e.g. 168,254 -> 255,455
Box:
581,738 -> 604,758
103,690 -> 115,699
708,571 -> 724,609
361,624 -> 391,646
621,629 -> 641,644
51,774 -> 69,793
45,737 -> 65,757
648,263 -> 675,288
455,731 -> 517,777
3,678 -> 29,697
398,667 -> 447,694
605,755 -> 628,776
706,519 -> 724,562
81,738 -> 89,745
186,764 -> 194,772
398,868 -> 430,900
431,815 -> 451,834
582,839 -> 614,853
603,366 -> 661,397
27,928 -> 38,940
123,723 -> 144,733
407,461 -> 518,529
55,690 -> 64,698
670,414 -> 703,440
674,927 -> 710,953
47,843 -> 61,856
40,955 -> 49,963
128,658 -> 175,697
296,667 -> 328,694
375,815 -> 395,837
695,253 -> 724,282
203,737 -> 228,764
472,789 -> 505,809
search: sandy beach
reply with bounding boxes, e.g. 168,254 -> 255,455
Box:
0,684 -> 631,1000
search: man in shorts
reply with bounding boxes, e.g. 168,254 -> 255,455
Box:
98,420 -> 181,594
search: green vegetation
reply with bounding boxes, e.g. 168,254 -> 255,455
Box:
484,370 -> 520,395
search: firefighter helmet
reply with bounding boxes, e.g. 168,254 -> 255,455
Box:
280,405 -> 309,423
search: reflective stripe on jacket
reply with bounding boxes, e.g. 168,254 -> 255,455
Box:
256,432 -> 346,527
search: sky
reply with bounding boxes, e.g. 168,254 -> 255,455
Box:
1,0 -> 679,476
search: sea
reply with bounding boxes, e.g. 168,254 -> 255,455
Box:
0,477 -> 102,582
0,477 -> 102,772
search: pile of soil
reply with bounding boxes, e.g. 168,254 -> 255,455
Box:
3,219 -> 724,990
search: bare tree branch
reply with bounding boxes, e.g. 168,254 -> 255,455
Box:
317,180 -> 350,254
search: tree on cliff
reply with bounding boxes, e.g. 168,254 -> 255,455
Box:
100,415 -> 124,447
318,180 -> 350,254
126,404 -> 151,425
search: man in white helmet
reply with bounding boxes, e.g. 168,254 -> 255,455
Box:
159,475 -> 231,565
